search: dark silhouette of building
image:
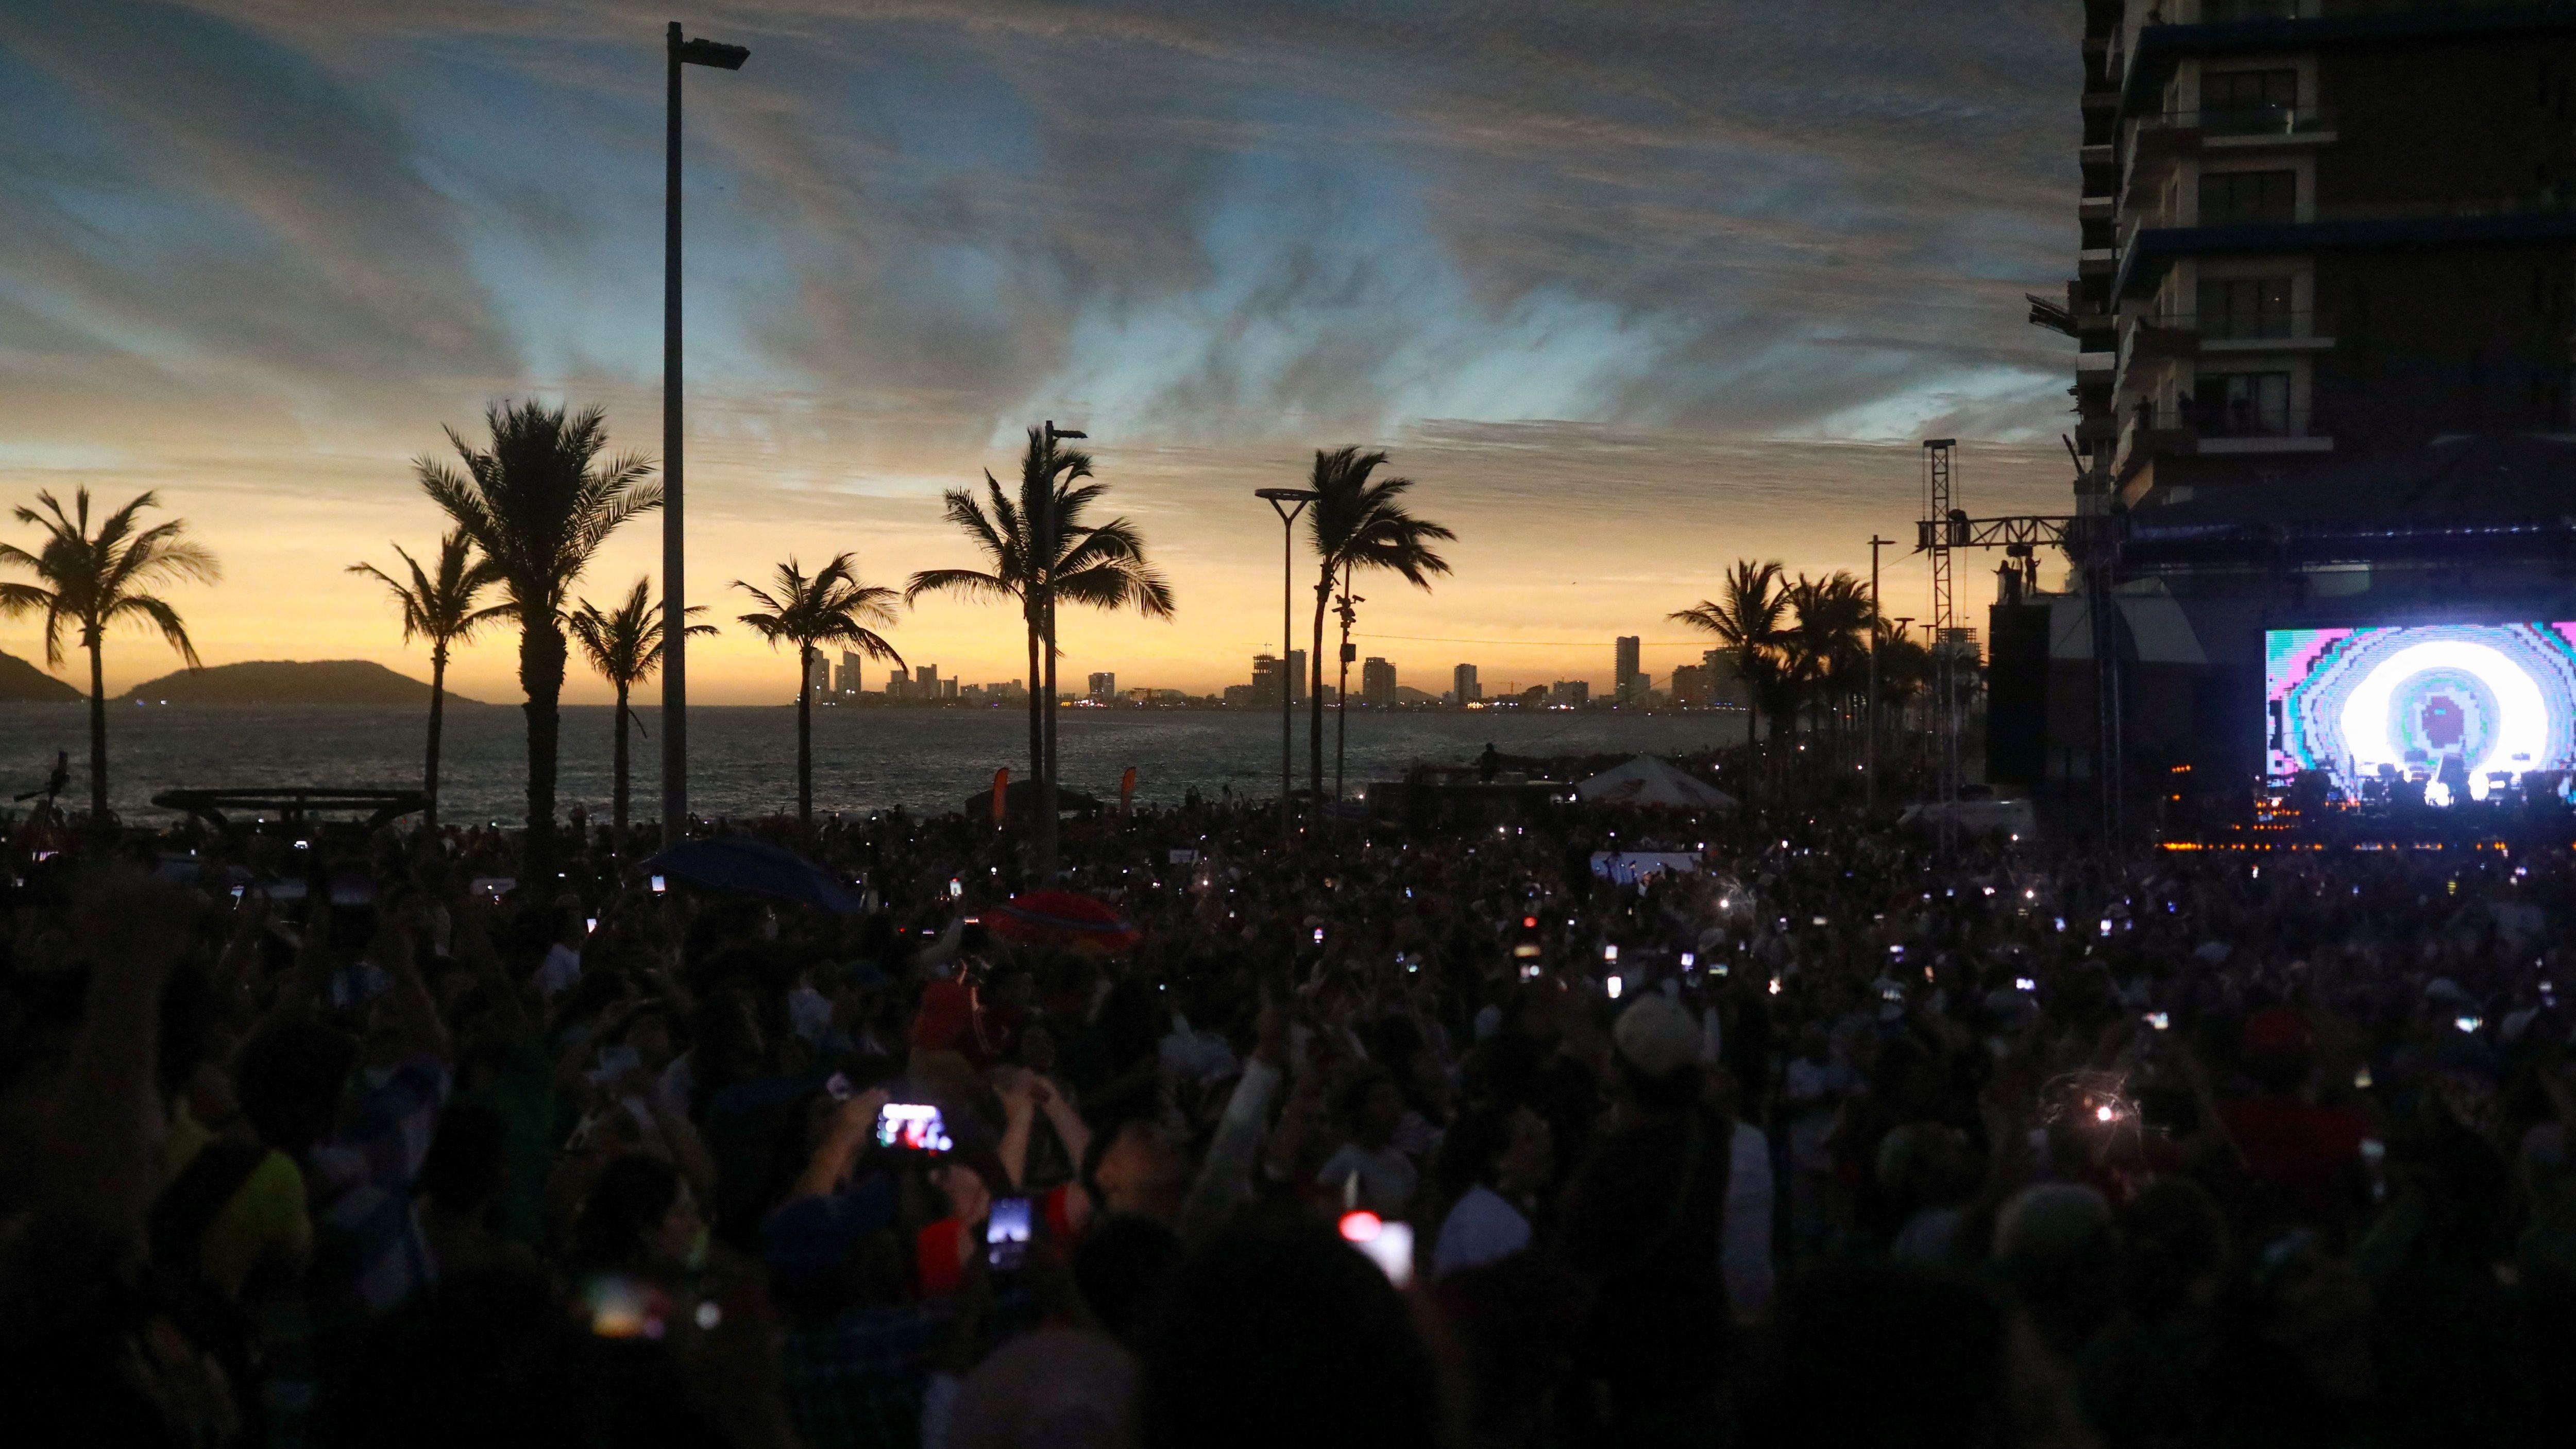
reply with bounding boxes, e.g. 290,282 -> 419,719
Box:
2035,0 -> 2576,799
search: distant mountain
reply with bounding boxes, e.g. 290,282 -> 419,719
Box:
117,659 -> 488,706
0,651 -> 81,703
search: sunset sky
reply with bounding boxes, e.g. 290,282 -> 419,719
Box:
1,1 -> 2082,703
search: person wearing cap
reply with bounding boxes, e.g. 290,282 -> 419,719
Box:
1554,993 -> 1733,1443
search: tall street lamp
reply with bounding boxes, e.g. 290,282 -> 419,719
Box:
1034,420 -> 1086,879
1256,487 -> 1318,845
660,21 -> 749,847
1867,534 -> 1893,811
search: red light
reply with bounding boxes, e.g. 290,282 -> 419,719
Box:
1522,916 -> 1537,928
1338,1211 -> 1383,1243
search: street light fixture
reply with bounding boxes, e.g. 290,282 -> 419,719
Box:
660,20 -> 748,847
1256,487 -> 1319,844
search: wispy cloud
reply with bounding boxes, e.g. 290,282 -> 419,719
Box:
0,0 -> 2086,695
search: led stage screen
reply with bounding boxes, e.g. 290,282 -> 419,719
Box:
2267,623 -> 2576,804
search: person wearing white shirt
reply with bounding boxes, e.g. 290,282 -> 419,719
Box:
533,913 -> 586,999
1723,1117 -> 1776,1323
1430,1105 -> 1553,1279
1314,1072 -> 1419,1217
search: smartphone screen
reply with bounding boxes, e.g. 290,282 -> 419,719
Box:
650,875 -> 667,895
987,1196 -> 1032,1271
579,1273 -> 671,1339
874,1102 -> 953,1153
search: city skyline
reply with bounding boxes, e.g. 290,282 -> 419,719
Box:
0,3 -> 2079,701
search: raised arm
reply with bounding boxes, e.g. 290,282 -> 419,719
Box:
46,872 -> 198,1239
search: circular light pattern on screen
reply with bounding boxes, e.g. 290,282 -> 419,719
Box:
2268,623 -> 2576,804
2335,641 -> 2548,799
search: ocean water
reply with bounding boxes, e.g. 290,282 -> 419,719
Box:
0,701 -> 1742,824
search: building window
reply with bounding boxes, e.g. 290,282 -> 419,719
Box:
2196,276 -> 2294,338
2201,68 -> 2298,133
2198,169 -> 2297,226
2193,372 -> 2294,436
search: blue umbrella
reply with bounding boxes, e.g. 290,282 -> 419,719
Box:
648,837 -> 862,914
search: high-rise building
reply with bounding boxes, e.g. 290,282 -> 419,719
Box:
1669,663 -> 1713,707
1088,672 -> 1116,703
915,664 -> 939,695
1361,656 -> 1397,707
835,650 -> 863,695
807,653 -> 832,695
1549,679 -> 1590,707
1250,653 -> 1287,706
1614,636 -> 1643,701
1287,650 -> 1308,703
1452,662 -> 1480,704
2039,2 -> 2576,791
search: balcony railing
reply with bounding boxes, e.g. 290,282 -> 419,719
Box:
2149,1 -> 2576,26
2187,403 -> 2322,439
2132,309 -> 2334,342
2158,104 -> 2335,138
2114,404 -> 2329,476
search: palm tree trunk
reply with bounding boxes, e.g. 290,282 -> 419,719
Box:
1307,566 -> 1332,800
426,643 -> 449,830
1023,609 -> 1044,786
796,645 -> 815,833
1333,561 -> 1352,802
521,616 -> 567,889
1739,651 -> 1756,747
611,680 -> 630,846
1043,599 -> 1059,784
86,632 -> 108,827
1038,594 -> 1059,875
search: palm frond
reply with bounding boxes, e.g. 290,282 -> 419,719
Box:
905,567 -> 1016,606
105,593 -> 202,669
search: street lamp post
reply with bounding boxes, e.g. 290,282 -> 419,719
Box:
1256,488 -> 1318,845
1868,534 -> 1893,811
1890,615 -> 1916,786
1034,420 -> 1086,880
660,21 -> 748,847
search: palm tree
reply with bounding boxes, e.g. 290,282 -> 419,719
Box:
1783,571 -> 1877,756
348,529 -> 506,830
416,400 -> 657,885
1670,559 -> 1788,752
0,489 -> 217,826
735,554 -> 903,832
1872,620 -> 1933,778
907,429 -> 1173,870
1303,447 -> 1453,801
569,577 -> 713,847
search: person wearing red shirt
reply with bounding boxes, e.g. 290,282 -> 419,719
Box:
2214,1007 -> 2372,1222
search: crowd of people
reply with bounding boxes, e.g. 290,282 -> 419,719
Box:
4,771 -> 2574,1448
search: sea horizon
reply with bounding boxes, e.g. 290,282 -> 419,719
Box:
0,702 -> 1741,825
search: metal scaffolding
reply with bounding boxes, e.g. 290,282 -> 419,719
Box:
1921,439 -> 1961,831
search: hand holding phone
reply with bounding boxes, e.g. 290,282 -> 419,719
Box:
986,1196 -> 1032,1272
874,1102 -> 952,1153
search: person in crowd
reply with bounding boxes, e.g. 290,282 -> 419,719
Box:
1429,1102 -> 1551,1279
13,755 -> 2576,1449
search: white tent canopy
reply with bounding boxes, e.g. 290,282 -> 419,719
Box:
1573,755 -> 1737,810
